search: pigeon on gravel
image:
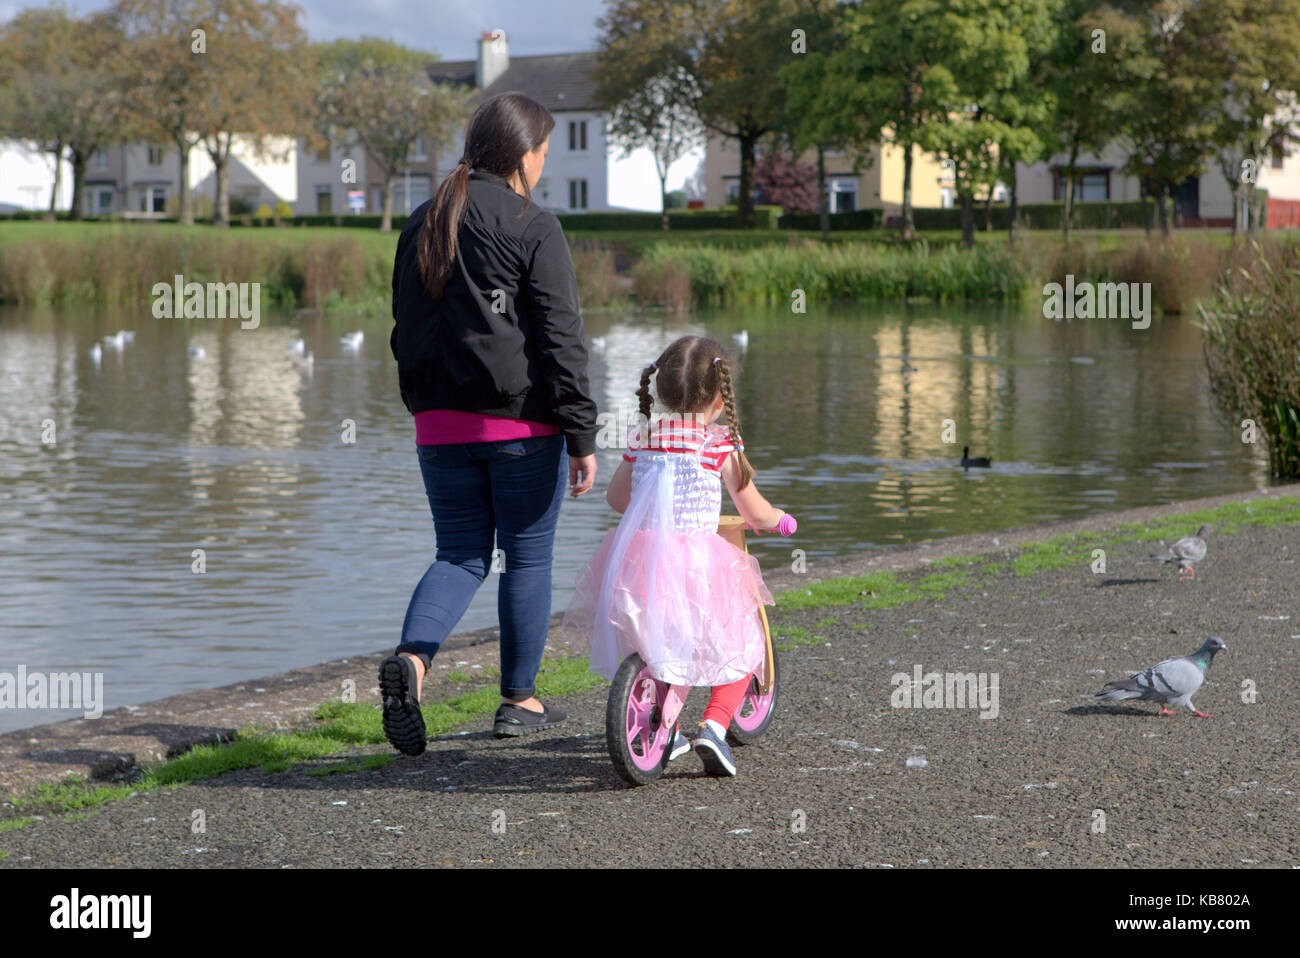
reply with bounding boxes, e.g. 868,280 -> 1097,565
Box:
1094,636 -> 1226,718
1149,524 -> 1209,579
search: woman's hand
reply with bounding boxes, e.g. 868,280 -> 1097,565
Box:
569,454 -> 597,497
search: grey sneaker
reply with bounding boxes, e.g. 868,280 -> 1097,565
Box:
692,723 -> 737,776
667,726 -> 692,762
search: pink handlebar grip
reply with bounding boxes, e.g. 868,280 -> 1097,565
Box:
777,513 -> 797,537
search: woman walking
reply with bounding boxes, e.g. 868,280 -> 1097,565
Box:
383,92 -> 599,755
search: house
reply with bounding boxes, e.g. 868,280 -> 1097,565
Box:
0,139 -> 73,213
1014,140 -> 1300,228
704,130 -> 951,219
301,30 -> 705,218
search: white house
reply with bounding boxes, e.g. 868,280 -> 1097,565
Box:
299,30 -> 705,218
0,140 -> 73,213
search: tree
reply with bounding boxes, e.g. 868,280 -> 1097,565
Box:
187,0 -> 317,228
779,0 -> 863,238
1183,0 -> 1300,239
689,0 -> 804,227
835,0 -> 958,240
112,0 -> 211,226
594,3 -> 704,230
0,5 -> 137,220
753,148 -> 819,212
316,37 -> 473,232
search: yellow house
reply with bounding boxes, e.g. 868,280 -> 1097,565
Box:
704,129 -> 952,220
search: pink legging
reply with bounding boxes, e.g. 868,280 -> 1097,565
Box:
701,673 -> 752,727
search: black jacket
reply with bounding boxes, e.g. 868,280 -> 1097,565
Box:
390,170 -> 598,457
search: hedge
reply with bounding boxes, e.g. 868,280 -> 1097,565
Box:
907,200 -> 1156,231
779,209 -> 880,230
555,205 -> 784,231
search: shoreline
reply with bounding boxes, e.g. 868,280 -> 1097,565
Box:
1,483 -> 1293,799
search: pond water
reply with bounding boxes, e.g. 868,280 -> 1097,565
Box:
0,300 -> 1279,731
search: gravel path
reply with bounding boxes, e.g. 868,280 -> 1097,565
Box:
2,493 -> 1297,868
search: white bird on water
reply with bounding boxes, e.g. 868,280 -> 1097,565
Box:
732,330 -> 749,351
188,346 -> 206,359
591,336 -> 607,351
289,337 -> 306,355
103,331 -> 128,349
89,343 -> 102,364
340,331 -> 364,351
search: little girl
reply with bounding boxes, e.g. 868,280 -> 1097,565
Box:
563,335 -> 796,776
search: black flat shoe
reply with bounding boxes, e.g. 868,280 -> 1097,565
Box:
492,702 -> 566,738
379,655 -> 426,756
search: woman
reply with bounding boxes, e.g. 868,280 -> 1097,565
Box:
382,92 -> 599,755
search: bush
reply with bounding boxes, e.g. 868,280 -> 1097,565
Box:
1198,240 -> 1300,478
556,205 -> 783,231
779,209 -> 879,231
907,200 -> 1154,232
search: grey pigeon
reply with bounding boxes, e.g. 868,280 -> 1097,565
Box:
1094,636 -> 1226,718
1149,524 -> 1209,579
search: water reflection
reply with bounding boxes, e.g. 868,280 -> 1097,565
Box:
0,300 -> 1280,732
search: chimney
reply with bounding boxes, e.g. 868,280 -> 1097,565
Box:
477,29 -> 508,88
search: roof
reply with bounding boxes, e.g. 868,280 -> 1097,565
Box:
425,52 -> 603,113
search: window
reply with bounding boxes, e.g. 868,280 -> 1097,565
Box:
139,187 -> 166,213
830,178 -> 857,213
569,120 -> 587,151
91,150 -> 109,171
91,188 -> 114,214
147,145 -> 164,166
725,180 -> 740,204
409,136 -> 427,162
1271,142 -> 1285,169
1054,170 -> 1110,202
315,184 -> 333,214
568,178 -> 588,210
393,176 -> 431,213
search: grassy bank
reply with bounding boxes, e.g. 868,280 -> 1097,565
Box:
0,220 -> 1281,311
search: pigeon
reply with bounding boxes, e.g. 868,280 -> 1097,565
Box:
961,446 -> 991,468
1094,636 -> 1226,718
340,331 -> 364,350
1149,524 -> 1209,579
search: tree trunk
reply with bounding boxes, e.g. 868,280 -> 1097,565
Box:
46,140 -> 64,220
817,145 -> 829,239
1229,180 -> 1241,241
659,166 -> 669,231
213,153 -> 230,228
959,192 -> 975,249
1157,189 -> 1171,239
737,132 -> 757,229
176,138 -> 193,226
381,172 -> 395,233
69,149 -> 87,221
1062,142 -> 1079,242
1008,160 -> 1019,246
902,140 -> 915,241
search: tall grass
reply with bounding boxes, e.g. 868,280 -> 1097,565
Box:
631,239 -> 1035,305
1197,240 -> 1300,479
1037,235 -> 1227,314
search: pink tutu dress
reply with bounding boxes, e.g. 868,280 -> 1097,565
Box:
563,418 -> 773,686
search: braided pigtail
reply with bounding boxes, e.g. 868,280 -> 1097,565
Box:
634,362 -> 656,452
716,360 -> 754,490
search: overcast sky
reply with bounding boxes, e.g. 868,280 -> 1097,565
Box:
0,0 -> 611,59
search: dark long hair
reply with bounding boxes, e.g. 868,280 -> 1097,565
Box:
636,336 -> 756,491
418,92 -> 554,299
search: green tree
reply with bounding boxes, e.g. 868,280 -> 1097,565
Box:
0,4 -> 137,220
316,36 -> 472,232
594,2 -> 704,230
188,0 -> 317,228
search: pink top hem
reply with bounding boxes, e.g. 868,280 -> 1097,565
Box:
415,408 -> 561,445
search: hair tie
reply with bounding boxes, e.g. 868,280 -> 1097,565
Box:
712,357 -> 722,366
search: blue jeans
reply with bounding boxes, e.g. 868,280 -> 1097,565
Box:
395,433 -> 567,700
